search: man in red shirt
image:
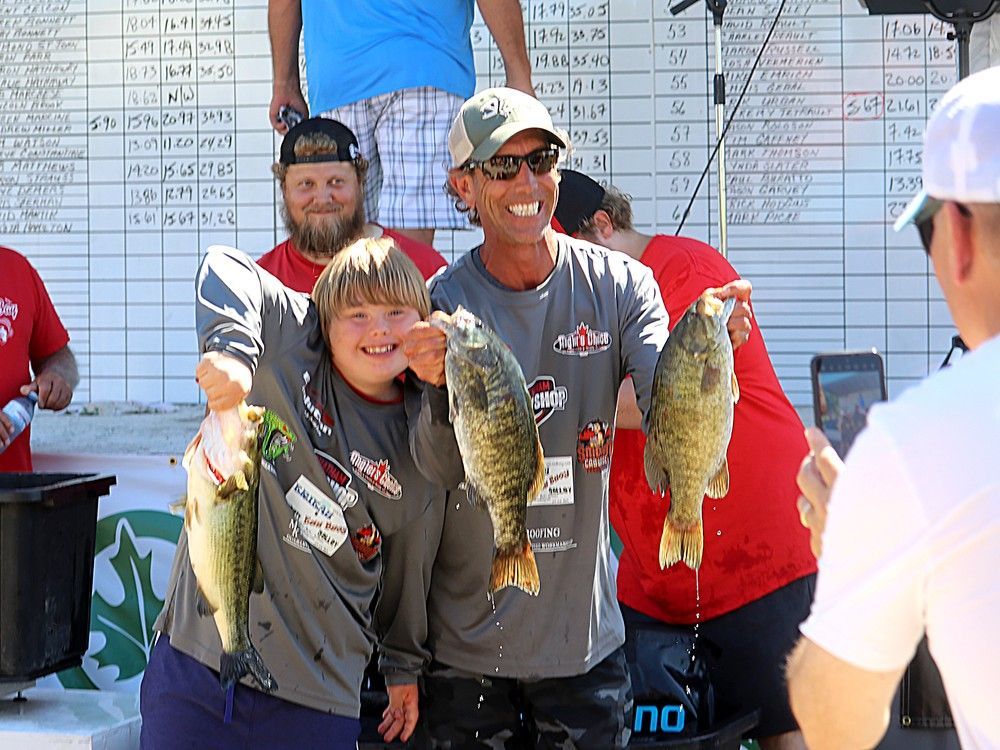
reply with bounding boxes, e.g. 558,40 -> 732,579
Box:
555,171 -> 816,750
0,246 -> 79,472
258,117 -> 446,292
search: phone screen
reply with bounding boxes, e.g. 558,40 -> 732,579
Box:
812,352 -> 886,457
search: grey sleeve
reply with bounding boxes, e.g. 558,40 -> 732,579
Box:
375,494 -> 446,684
196,245 -> 304,370
618,262 -> 670,431
408,382 -> 466,488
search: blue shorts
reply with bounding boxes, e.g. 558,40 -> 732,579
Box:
140,635 -> 360,750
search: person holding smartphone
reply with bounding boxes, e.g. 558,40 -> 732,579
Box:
790,67 -> 1000,749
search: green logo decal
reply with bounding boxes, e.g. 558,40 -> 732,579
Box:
262,409 -> 297,463
57,510 -> 182,690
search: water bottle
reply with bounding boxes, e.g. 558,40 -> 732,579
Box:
0,391 -> 38,453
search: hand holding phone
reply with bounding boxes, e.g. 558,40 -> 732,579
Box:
810,350 -> 886,458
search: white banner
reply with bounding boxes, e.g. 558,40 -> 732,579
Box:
32,453 -> 185,692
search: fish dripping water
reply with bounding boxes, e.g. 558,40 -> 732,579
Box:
431,307 -> 545,595
644,292 -> 739,571
182,401 -> 276,691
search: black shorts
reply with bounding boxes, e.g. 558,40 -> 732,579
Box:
622,573 -> 816,739
417,646 -> 633,749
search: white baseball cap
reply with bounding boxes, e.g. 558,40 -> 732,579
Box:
894,66 -> 1000,231
448,87 -> 567,168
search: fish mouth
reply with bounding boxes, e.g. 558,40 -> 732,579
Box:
507,201 -> 541,217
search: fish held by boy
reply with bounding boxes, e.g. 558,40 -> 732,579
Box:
182,401 -> 277,692
645,291 -> 739,571
431,307 -> 545,596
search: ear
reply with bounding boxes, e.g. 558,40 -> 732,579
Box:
590,210 -> 615,241
449,168 -> 476,211
943,202 -> 975,284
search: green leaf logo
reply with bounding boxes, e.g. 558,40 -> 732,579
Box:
57,510 -> 182,690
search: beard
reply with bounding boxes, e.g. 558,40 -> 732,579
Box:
282,199 -> 366,259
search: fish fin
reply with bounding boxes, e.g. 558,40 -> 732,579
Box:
490,540 -> 540,596
169,495 -> 186,515
526,439 -> 546,504
195,587 -> 217,617
220,647 -> 278,694
731,371 -> 740,404
659,515 -> 704,571
448,386 -> 459,424
706,458 -> 729,499
644,443 -> 669,495
464,482 -> 487,510
181,431 -> 202,471
217,470 -> 249,499
701,363 -> 721,393
252,560 -> 265,595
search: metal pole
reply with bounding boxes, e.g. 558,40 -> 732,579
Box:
712,14 -> 728,257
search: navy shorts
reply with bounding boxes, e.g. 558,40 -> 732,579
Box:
622,573 -> 816,739
140,635 -> 360,750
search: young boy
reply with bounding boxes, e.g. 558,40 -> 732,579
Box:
140,238 -> 443,749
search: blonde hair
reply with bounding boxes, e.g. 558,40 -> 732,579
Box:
312,237 -> 431,346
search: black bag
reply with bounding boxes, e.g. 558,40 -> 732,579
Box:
626,619 -> 717,741
899,636 -> 954,730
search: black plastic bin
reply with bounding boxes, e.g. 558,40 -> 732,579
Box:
0,472 -> 115,680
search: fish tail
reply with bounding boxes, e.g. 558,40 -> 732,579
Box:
220,646 -> 278,694
659,516 -> 703,571
490,540 -> 540,596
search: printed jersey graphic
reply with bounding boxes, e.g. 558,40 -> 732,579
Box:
350,450 -> 402,500
577,419 -> 612,473
314,449 -> 359,509
0,296 -> 18,346
301,371 -> 335,438
552,322 -> 612,357
350,524 -> 382,563
527,376 -> 569,426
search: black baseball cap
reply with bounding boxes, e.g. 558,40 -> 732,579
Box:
279,117 -> 362,166
553,169 -> 606,236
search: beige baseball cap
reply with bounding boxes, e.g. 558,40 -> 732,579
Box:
448,87 -> 567,168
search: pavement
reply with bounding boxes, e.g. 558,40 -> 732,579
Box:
30,402 -> 205,457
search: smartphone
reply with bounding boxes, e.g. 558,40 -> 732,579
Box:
277,105 -> 304,130
810,350 -> 887,457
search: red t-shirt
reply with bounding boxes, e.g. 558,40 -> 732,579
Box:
611,235 -> 816,623
0,247 -> 70,472
255,227 -> 447,293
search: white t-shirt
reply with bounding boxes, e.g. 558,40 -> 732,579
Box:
800,334 -> 1000,750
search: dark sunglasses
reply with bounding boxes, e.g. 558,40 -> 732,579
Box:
465,147 -> 560,180
916,201 -> 971,255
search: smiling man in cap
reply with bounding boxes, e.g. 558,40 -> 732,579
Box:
789,66 -> 1000,749
258,117 -> 445,293
402,86 -> 752,748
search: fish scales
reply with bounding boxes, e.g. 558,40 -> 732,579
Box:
644,292 -> 738,571
433,307 -> 545,595
183,402 -> 277,692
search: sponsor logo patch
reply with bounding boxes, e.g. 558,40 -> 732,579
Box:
313,449 -> 359,509
527,376 -> 568,426
552,322 -> 612,357
350,524 -> 382,563
301,371 -> 335,437
350,451 -> 402,500
577,419 -> 612,473
262,410 -> 296,463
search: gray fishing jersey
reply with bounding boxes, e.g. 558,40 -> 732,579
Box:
412,233 -> 669,679
155,247 -> 443,716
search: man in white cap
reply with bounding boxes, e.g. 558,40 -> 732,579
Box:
790,66 -> 1000,750
403,86 -> 752,748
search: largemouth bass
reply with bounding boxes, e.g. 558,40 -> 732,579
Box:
645,292 -> 739,571
182,401 -> 276,692
431,307 -> 545,596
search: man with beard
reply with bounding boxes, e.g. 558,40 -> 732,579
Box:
258,117 -> 446,293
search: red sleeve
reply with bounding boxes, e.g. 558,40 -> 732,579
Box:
381,228 -> 447,281
27,259 -> 69,367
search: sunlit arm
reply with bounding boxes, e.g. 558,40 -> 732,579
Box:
786,637 -> 904,750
